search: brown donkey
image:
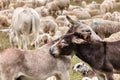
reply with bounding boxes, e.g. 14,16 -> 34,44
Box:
0,41 -> 71,80
50,16 -> 120,80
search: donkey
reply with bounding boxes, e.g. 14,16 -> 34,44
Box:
0,40 -> 71,80
50,16 -> 120,80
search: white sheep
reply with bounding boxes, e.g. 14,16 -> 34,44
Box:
52,30 -> 62,40
81,1 -> 87,8
92,19 -> 120,38
103,31 -> 120,42
55,15 -> 77,27
0,15 -> 11,27
40,17 -> 58,36
31,33 -> 53,48
73,62 -> 98,80
68,5 -> 81,11
46,0 -> 70,17
112,11 -> 120,22
35,6 -> 49,17
103,11 -> 120,22
64,9 -> 91,20
100,0 -> 116,14
81,1 -> 100,10
103,12 -> 114,20
57,26 -> 69,34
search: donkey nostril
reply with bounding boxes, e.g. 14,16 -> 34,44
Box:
49,48 -> 57,57
49,48 -> 53,55
89,32 -> 91,35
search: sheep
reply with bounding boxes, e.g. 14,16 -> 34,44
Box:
73,62 -> 98,80
81,1 -> 87,8
81,1 -> 100,10
100,0 -> 116,14
103,31 -> 120,42
52,30 -> 62,40
35,6 -> 49,17
88,1 -> 100,10
63,9 -> 91,20
31,33 -> 53,48
103,12 -> 114,20
40,17 -> 58,36
92,19 -> 120,38
88,9 -> 101,17
81,1 -> 101,17
0,8 -> 14,15
103,11 -> 120,22
0,0 -> 10,10
57,26 -> 69,34
0,8 -> 14,20
112,11 -> 120,22
45,0 -> 70,17
0,15 -> 11,27
68,5 -> 81,11
55,15 -> 75,27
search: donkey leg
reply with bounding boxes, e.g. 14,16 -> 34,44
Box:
96,74 -> 106,80
105,72 -> 114,80
59,71 -> 70,80
94,70 -> 106,80
1,69 -> 15,80
23,34 -> 29,50
16,33 -> 22,49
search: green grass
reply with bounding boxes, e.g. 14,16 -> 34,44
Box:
70,56 -> 82,80
0,32 -> 10,49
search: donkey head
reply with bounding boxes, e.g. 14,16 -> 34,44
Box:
50,16 -> 92,57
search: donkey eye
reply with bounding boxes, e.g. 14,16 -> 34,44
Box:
61,40 -> 69,46
86,30 -> 91,32
61,40 -> 67,43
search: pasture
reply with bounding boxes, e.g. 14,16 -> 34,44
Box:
0,0 -> 120,80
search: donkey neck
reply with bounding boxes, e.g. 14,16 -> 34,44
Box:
74,41 -> 106,69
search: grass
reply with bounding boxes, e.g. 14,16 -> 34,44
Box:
0,32 -> 10,49
70,56 -> 82,80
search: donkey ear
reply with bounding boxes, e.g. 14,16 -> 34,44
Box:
83,34 -> 91,40
72,36 -> 86,44
66,16 -> 76,25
